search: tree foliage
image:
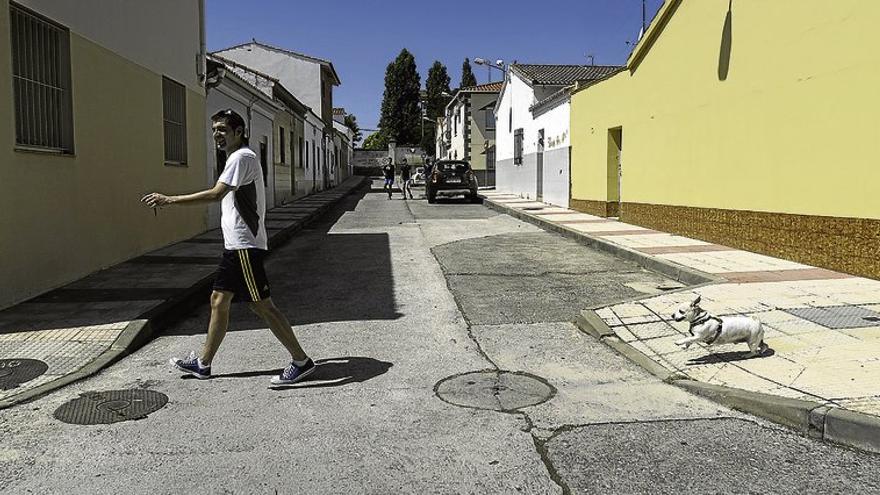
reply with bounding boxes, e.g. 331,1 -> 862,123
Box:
421,61 -> 452,154
343,114 -> 362,145
460,58 -> 477,88
379,49 -> 422,145
362,130 -> 388,150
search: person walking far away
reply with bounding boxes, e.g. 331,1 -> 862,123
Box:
141,109 -> 314,385
382,157 -> 395,200
399,158 -> 413,200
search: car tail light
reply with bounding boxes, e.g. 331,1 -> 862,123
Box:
465,170 -> 474,180
431,171 -> 439,183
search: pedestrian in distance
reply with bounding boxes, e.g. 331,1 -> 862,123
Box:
399,158 -> 413,200
382,157 -> 395,200
141,109 -> 314,385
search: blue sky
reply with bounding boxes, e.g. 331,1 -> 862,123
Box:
206,0 -> 665,133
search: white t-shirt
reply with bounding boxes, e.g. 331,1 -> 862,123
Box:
218,147 -> 267,250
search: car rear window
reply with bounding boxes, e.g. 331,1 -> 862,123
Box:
437,162 -> 470,173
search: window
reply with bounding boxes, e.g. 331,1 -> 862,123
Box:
508,108 -> 512,132
259,137 -> 268,186
485,109 -> 495,129
305,139 -> 309,169
514,128 -> 523,165
10,3 -> 74,153
289,130 -> 295,166
487,147 -> 496,170
298,136 -> 304,169
162,77 -> 187,164
279,126 -> 286,164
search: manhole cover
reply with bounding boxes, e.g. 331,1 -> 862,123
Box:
521,207 -> 544,211
434,370 -> 555,412
54,389 -> 168,425
0,359 -> 48,390
784,306 -> 880,329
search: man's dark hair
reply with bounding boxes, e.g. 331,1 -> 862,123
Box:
211,108 -> 249,145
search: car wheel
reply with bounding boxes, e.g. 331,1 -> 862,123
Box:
469,190 -> 480,203
427,192 -> 436,204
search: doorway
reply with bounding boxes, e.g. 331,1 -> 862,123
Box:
536,129 -> 545,201
607,127 -> 622,217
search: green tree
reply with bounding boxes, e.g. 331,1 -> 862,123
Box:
460,58 -> 477,88
379,49 -> 422,145
343,113 -> 362,145
362,130 -> 388,150
421,61 -> 452,154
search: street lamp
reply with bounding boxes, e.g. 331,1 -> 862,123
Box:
473,58 -> 505,82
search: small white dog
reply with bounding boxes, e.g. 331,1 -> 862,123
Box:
672,295 -> 767,356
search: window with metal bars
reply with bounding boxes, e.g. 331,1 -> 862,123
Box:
10,3 -> 74,153
514,128 -> 523,165
162,77 -> 187,164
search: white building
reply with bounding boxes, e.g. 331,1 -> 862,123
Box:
213,40 -> 341,194
205,55 -> 282,227
494,64 -> 620,207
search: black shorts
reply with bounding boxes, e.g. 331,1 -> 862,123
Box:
213,249 -> 271,302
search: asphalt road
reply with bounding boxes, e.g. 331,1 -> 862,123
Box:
2,183 -> 879,494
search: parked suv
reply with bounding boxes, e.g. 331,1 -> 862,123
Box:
426,160 -> 479,203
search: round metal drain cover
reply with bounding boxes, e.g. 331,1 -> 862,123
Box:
54,389 -> 168,425
0,359 -> 48,390
435,370 -> 555,411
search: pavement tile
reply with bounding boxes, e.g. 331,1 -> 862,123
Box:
595,308 -> 622,327
792,358 -> 880,399
627,322 -> 678,341
566,222 -> 648,233
609,302 -> 654,318
612,326 -> 637,343
836,397 -> 880,416
736,356 -> 806,387
841,326 -> 880,340
705,365 -> 781,394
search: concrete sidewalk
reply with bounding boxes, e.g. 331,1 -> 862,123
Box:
482,191 -> 880,454
0,177 -> 368,409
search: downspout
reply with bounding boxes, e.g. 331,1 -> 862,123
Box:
198,0 -> 207,87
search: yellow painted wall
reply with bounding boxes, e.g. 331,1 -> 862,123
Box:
571,0 -> 880,219
0,20 -> 207,309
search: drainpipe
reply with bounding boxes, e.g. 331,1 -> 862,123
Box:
198,0 -> 207,87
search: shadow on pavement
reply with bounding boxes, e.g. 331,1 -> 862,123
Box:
269,356 -> 393,389
162,186 -> 402,335
687,348 -> 775,365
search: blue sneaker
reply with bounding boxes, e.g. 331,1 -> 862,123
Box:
270,358 -> 316,385
169,351 -> 211,379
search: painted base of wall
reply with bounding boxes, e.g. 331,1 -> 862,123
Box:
570,198 -> 619,217
620,202 -> 879,280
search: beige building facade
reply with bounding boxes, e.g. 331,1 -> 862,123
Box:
0,0 -> 207,309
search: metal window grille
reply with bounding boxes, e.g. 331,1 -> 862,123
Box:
279,126 -> 286,163
298,136 -> 304,169
162,77 -> 187,164
487,148 -> 496,170
514,128 -> 523,165
10,3 -> 74,153
485,109 -> 495,129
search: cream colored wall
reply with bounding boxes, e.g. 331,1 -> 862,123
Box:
571,0 -> 880,219
0,24 -> 207,309
273,110 -> 298,205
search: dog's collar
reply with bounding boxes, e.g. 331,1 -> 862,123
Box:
689,310 -> 724,344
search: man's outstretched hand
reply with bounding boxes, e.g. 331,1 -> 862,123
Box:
141,192 -> 172,208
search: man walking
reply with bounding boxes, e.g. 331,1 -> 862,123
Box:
382,157 -> 395,200
141,109 -> 314,385
399,158 -> 413,200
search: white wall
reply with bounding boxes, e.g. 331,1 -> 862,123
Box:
216,44 -> 322,113
448,99 -> 467,160
533,99 -> 571,207
206,81 -> 276,227
495,74 -> 536,161
18,0 -> 203,93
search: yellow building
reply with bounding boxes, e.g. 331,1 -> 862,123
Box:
570,0 -> 880,279
0,0 -> 207,309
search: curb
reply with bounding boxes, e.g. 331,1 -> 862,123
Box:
0,178 -> 369,410
575,307 -> 880,454
480,197 -> 720,286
